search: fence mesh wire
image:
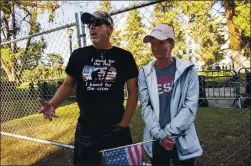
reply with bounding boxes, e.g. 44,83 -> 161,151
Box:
1,0 -> 250,165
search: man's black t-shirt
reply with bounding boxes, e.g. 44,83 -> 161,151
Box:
65,45 -> 138,136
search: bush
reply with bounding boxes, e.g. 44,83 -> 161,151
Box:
37,80 -> 62,100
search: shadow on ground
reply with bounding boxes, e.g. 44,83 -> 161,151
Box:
32,147 -> 74,166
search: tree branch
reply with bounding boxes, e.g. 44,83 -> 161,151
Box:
3,12 -> 11,41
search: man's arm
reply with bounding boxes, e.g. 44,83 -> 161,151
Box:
48,75 -> 76,109
119,77 -> 138,127
39,74 -> 76,120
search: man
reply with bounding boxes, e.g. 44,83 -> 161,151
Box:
138,24 -> 203,166
39,11 -> 138,166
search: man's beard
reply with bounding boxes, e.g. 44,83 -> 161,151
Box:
91,34 -> 109,45
91,38 -> 100,44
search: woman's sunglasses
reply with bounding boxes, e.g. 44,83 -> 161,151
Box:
87,20 -> 110,28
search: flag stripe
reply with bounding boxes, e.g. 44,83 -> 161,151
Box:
131,146 -> 138,165
104,143 -> 145,166
134,145 -> 141,165
125,147 -> 133,165
128,146 -> 136,165
138,144 -> 143,165
140,144 -> 143,165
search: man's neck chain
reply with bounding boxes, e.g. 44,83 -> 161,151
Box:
95,47 -> 113,59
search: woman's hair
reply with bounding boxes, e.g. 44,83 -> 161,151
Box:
166,38 -> 175,45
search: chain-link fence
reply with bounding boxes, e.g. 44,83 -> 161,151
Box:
1,0 -> 250,165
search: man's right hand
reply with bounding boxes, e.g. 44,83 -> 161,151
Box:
38,98 -> 59,121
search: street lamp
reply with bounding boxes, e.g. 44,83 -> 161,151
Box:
67,28 -> 74,54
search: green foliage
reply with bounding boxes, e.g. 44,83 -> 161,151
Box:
194,19 -> 225,68
21,40 -> 46,70
111,29 -> 123,47
37,80 -> 61,99
22,64 -> 66,82
179,1 -> 225,68
46,53 -> 64,66
1,40 -> 46,81
233,1 -> 250,58
1,0 -> 59,82
152,1 -> 188,58
234,2 -> 250,37
16,81 -> 37,89
1,48 -> 15,69
123,9 -> 152,67
221,0 -> 250,52
98,0 -> 112,12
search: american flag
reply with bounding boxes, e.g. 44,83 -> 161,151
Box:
104,144 -> 144,166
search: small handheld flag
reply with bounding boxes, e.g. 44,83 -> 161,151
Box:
104,144 -> 144,166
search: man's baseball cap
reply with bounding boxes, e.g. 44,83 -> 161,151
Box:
143,24 -> 175,43
81,11 -> 113,25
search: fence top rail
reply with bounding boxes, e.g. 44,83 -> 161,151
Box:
109,0 -> 166,16
0,23 -> 76,46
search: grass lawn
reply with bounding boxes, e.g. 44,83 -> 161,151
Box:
1,103 -> 250,165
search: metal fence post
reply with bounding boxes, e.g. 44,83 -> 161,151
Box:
198,75 -> 209,107
80,12 -> 87,47
244,71 -> 251,107
75,13 -> 82,48
235,72 -> 241,108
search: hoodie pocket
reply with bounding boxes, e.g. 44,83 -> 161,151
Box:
177,128 -> 200,156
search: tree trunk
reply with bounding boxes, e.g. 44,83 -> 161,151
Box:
15,36 -> 32,84
3,14 -> 10,41
224,0 -> 241,51
2,0 -> 11,48
11,0 -> 17,52
14,7 -> 35,83
1,61 -> 15,81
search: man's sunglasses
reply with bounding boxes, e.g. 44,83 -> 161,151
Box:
87,20 -> 110,28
